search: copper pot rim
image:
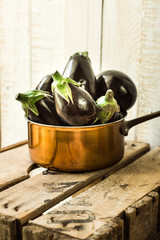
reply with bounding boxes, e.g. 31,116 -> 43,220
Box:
26,113 -> 126,130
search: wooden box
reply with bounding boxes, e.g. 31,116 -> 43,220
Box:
0,141 -> 160,240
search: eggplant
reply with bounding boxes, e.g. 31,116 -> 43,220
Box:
15,90 -> 64,125
63,51 -> 96,100
51,71 -> 96,126
108,111 -> 124,123
96,70 -> 137,112
54,84 -> 96,126
36,75 -> 53,94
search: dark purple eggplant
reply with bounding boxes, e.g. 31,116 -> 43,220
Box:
15,90 -> 65,125
108,111 -> 124,123
96,70 -> 137,112
63,51 -> 96,100
54,84 -> 96,126
51,71 -> 96,126
36,74 -> 53,94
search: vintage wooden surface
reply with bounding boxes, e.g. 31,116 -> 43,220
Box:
0,0 -> 31,147
152,232 -> 160,240
23,191 -> 160,240
0,140 -> 32,191
124,191 -> 159,240
0,141 -> 150,240
0,140 -> 27,153
101,0 -> 160,146
0,141 -> 149,193
135,0 -> 160,147
0,215 -> 17,240
23,217 -> 124,240
0,0 -> 160,148
25,146 -> 160,240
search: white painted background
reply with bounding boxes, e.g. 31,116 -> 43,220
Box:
0,0 -> 160,148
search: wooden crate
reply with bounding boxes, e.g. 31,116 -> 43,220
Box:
1,140 -> 160,240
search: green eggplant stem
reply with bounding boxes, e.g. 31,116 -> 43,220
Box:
51,71 -> 63,84
51,71 -> 80,104
72,51 -> 91,62
105,89 -> 114,102
15,90 -> 49,116
73,51 -> 88,57
16,93 -> 29,102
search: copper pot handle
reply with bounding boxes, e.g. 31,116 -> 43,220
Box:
121,110 -> 160,136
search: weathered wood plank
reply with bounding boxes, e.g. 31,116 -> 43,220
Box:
30,0 -> 65,89
101,0 -> 160,148
64,0 -> 102,75
156,187 -> 160,233
0,141 -> 149,239
0,143 -> 33,191
0,0 -> 30,147
136,0 -> 160,147
101,0 -> 143,142
124,191 -> 159,240
0,140 -> 27,153
0,215 -> 17,240
87,218 -> 124,240
152,231 -> 160,240
28,146 -> 160,239
23,217 -> 124,240
22,224 -> 77,240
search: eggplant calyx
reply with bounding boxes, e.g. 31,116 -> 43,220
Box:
15,90 -> 51,116
51,71 -> 80,104
72,51 -> 91,62
95,89 -> 120,124
105,89 -> 114,101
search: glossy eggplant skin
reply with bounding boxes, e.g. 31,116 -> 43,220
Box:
63,52 -> 96,100
96,70 -> 137,112
54,84 -> 96,126
36,75 -> 53,94
28,96 -> 65,126
108,111 -> 124,123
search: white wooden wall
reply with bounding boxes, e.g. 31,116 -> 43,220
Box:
0,0 -> 160,148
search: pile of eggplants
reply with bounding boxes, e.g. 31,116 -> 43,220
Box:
16,51 -> 137,126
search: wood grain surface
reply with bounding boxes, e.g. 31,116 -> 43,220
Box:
0,143 -> 33,191
0,141 -> 149,239
102,0 -> 160,147
29,146 -> 160,239
0,0 -> 30,147
124,191 -> 159,240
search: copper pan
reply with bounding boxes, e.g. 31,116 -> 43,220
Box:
27,110 -> 160,172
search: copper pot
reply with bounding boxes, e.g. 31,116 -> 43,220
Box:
27,111 -> 160,172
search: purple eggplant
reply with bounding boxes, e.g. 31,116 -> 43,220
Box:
51,71 -> 96,126
96,70 -> 137,112
36,74 -> 53,94
63,51 -> 96,100
15,90 -> 64,125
